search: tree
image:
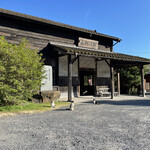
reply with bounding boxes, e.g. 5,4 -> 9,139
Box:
0,36 -> 44,105
120,66 -> 141,95
119,65 -> 150,95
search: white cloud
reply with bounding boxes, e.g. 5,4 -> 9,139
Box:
84,9 -> 91,22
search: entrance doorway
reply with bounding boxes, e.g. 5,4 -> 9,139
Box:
80,70 -> 95,96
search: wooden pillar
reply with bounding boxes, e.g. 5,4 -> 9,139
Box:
68,55 -> 72,101
110,63 -> 114,99
141,65 -> 145,97
117,72 -> 120,95
94,59 -> 97,96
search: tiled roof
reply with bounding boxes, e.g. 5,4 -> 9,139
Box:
51,44 -> 150,64
0,8 -> 121,42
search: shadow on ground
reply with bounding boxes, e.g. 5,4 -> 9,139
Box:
83,99 -> 150,107
53,108 -> 71,111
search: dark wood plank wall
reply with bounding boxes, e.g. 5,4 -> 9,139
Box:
0,15 -> 113,51
0,26 -> 75,49
0,15 -> 75,50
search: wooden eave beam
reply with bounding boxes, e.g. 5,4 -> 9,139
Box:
104,59 -> 111,67
58,54 -> 66,57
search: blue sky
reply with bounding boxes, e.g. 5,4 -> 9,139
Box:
1,0 -> 150,58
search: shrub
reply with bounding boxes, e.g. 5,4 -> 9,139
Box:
0,36 -> 44,105
120,66 -> 141,95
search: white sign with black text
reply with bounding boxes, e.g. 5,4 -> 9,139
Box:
41,65 -> 52,91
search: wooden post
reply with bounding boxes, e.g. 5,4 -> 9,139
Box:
67,54 -> 78,101
94,59 -> 97,96
110,63 -> 114,99
141,65 -> 145,97
117,72 -> 120,96
68,55 -> 72,101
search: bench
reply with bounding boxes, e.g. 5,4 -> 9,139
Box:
97,87 -> 111,97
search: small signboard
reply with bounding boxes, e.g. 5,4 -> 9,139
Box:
41,65 -> 52,91
78,37 -> 98,49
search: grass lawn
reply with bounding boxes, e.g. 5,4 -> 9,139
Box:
0,101 -> 70,117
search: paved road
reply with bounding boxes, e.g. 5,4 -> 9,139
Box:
1,97 -> 150,150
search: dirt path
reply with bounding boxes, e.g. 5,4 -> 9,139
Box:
0,97 -> 150,150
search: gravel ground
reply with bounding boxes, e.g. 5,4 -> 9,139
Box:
1,97 -> 150,150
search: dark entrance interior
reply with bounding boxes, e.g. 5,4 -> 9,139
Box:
80,70 -> 95,96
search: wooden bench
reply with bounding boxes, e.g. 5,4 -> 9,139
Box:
97,87 -> 111,97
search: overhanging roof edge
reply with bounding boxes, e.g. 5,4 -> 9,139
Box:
51,43 -> 150,64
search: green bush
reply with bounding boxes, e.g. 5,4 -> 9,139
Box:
120,66 -> 141,95
0,36 -> 44,105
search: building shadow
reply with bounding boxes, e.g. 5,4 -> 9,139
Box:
53,108 -> 71,111
94,99 -> 150,106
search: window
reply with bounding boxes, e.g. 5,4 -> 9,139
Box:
84,75 -> 93,86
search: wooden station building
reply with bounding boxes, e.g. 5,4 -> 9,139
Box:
0,8 -> 150,101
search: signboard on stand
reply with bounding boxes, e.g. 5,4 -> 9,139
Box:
41,65 -> 52,91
